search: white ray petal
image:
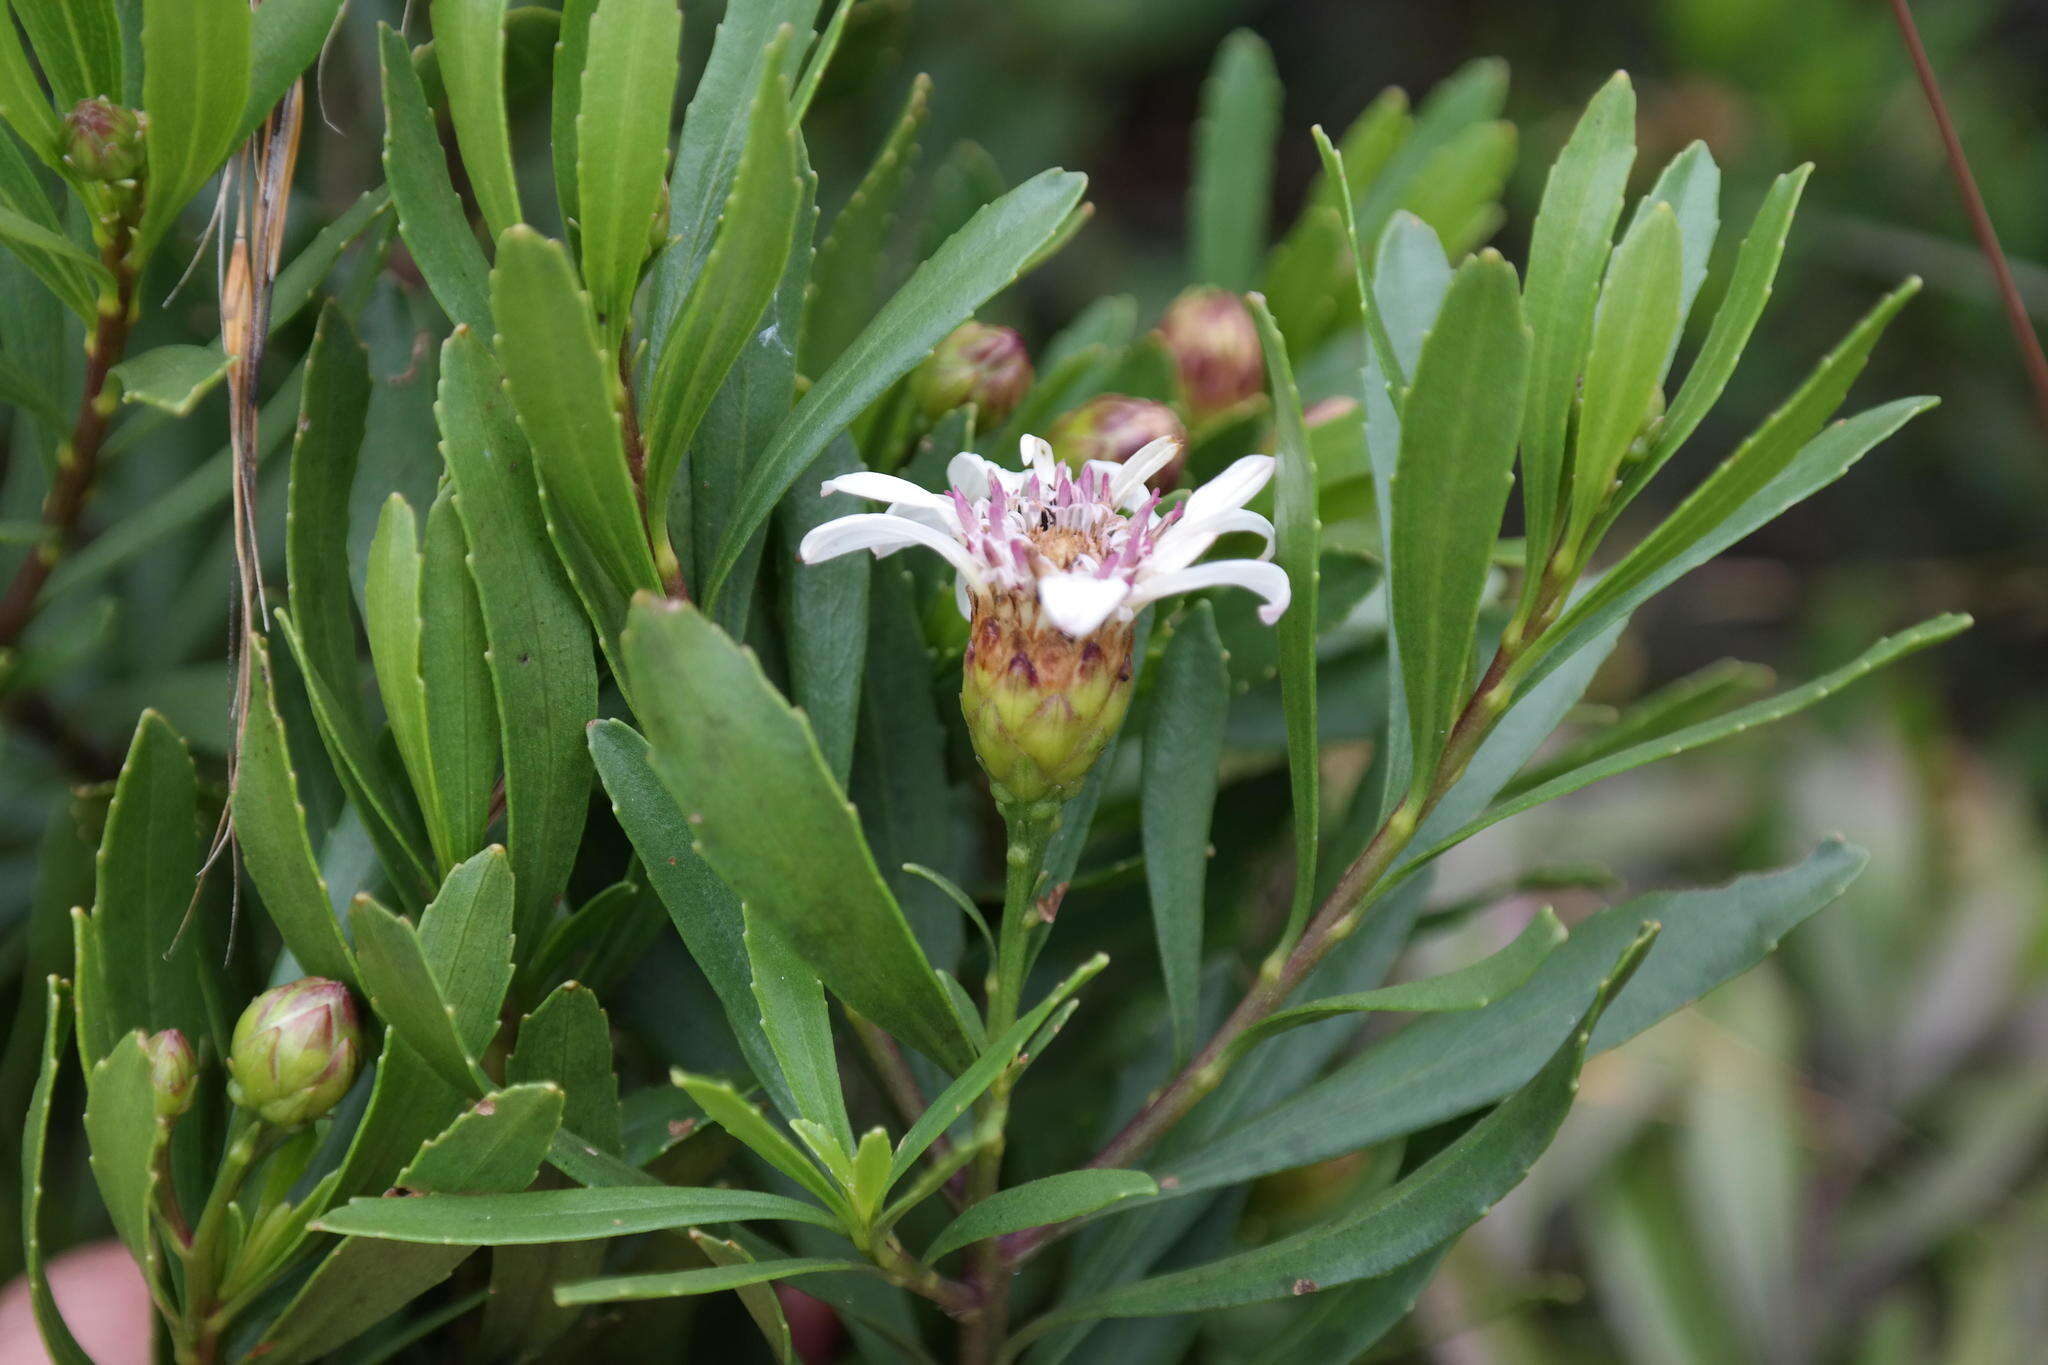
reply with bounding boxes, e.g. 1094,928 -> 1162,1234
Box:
820,470 -> 952,511
947,452 -> 997,499
1020,434 -> 1057,478
1037,571 -> 1132,638
1148,508 -> 1276,574
1110,436 -> 1182,505
953,573 -> 973,620
1183,454 -> 1276,521
799,512 -> 981,581
1128,557 -> 1291,623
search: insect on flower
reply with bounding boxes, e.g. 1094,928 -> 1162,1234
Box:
799,435 -> 1289,806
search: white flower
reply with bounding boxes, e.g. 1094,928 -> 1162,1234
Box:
797,435 -> 1290,638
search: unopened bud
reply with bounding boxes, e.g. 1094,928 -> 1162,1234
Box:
227,979 -> 362,1128
63,99 -> 145,182
1046,394 -> 1188,491
913,322 -> 1032,426
1157,287 -> 1263,419
144,1029 -> 197,1121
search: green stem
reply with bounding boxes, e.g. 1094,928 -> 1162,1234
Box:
960,804 -> 1058,1365
175,1113 -> 280,1365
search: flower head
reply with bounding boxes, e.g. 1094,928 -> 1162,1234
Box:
227,978 -> 362,1128
144,1029 -> 198,1121
1046,395 -> 1188,490
63,98 -> 145,182
799,436 -> 1287,805
913,322 -> 1033,427
1156,287 -> 1263,419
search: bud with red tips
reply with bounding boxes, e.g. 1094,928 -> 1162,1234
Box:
913,322 -> 1033,426
62,98 -> 146,182
1156,287 -> 1263,419
227,978 -> 362,1128
144,1029 -> 198,1121
1046,394 -> 1188,491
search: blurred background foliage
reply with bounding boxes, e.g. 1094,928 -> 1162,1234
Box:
2,0 -> 2043,1360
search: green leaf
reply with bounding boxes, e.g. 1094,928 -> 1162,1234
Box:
13,0 -> 120,114
242,0 -> 348,143
0,347 -> 61,424
379,23 -> 491,331
1405,615 -> 1971,876
574,0 -> 679,337
85,712 -> 208,1047
417,847 -> 517,1055
137,0 -> 251,255
0,203 -> 105,318
1516,71 -> 1634,576
1606,165 -> 1809,529
1530,287 -> 1925,696
688,1232 -> 798,1365
1567,202 -> 1683,541
349,895 -> 490,1094
557,1257 -> 871,1306
1251,295 -> 1323,937
671,1072 -> 848,1216
1355,58 -> 1508,246
1226,907 -> 1567,1062
748,914 -> 852,1154
790,0 -> 852,122
643,32 -> 801,573
366,494 -> 448,863
1156,841 -> 1868,1195
508,982 -> 623,1157
803,71 -> 929,375
928,1170 -> 1158,1263
109,344 -> 232,416
1628,140 -> 1721,341
705,168 -> 1087,603
1190,30 -> 1280,291
1142,603 -> 1227,1062
327,1030 -> 465,1206
82,1032 -> 157,1262
587,718 -> 795,1117
21,979 -> 92,1365
0,5 -> 63,169
622,597 -> 972,1068
399,1082 -> 565,1192
249,1241 -> 473,1365
234,634 -> 357,985
316,1184 -> 838,1243
775,437 -> 869,785
888,953 -> 1106,1188
419,487 -> 499,860
431,0 -> 523,239
492,225 -> 663,598
1388,251 -> 1529,788
550,0 -> 595,236
1026,930 -> 1654,1328
1402,118 -> 1516,256
438,330 -> 597,943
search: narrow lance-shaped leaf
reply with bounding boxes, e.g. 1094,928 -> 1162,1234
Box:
379,24 -> 492,331
705,168 -> 1087,603
138,0 -> 252,254
431,0 -> 524,239
241,0 -> 349,144
22,979 -> 93,1364
1389,251 -> 1530,792
927,1170 -> 1158,1262
493,226 -> 664,599
555,1257 -> 870,1307
575,0 -> 681,340
419,487 -> 499,859
1142,602 -> 1228,1061
1190,30 -> 1280,292
622,597 -> 973,1069
1567,202 -> 1683,544
1515,71 -> 1635,585
315,1185 -> 839,1244
1251,295 -> 1322,937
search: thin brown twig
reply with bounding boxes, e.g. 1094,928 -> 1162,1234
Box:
1886,0 -> 2048,435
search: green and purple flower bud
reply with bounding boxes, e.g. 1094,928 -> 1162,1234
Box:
1156,287 -> 1263,420
1046,395 -> 1189,491
227,978 -> 362,1128
62,98 -> 146,182
144,1029 -> 197,1121
962,589 -> 1137,809
913,322 -> 1033,427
